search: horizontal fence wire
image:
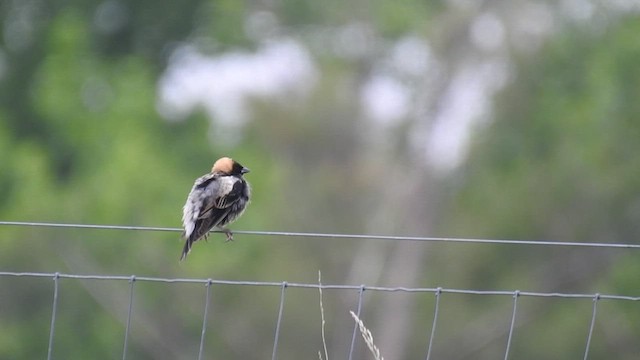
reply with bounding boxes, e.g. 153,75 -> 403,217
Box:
2,221 -> 640,359
0,271 -> 639,301
1,220 -> 640,249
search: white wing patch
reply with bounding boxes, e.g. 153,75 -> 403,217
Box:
214,176 -> 237,204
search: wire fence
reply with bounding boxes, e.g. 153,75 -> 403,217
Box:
1,221 -> 640,359
0,271 -> 637,360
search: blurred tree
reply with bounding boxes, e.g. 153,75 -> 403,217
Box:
1,0 -> 639,359
443,15 -> 640,359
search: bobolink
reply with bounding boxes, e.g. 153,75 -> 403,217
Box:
180,157 -> 251,260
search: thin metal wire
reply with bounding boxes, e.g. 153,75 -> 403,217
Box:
503,290 -> 520,360
3,221 -> 637,358
0,221 -> 178,233
46,272 -> 60,360
2,220 -> 640,250
425,287 -> 442,360
583,294 -> 600,360
122,275 -> 136,360
271,282 -> 287,360
348,285 -> 366,360
0,271 -> 639,301
198,280 -> 213,360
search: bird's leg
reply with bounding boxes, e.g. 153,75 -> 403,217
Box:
221,228 -> 234,242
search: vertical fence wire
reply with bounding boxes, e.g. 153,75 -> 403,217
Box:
2,269 -> 639,359
271,282 -> 288,360
198,280 -> 213,360
583,294 -> 600,360
122,275 -> 136,360
425,287 -> 442,360
46,272 -> 60,360
348,285 -> 366,360
503,290 -> 520,360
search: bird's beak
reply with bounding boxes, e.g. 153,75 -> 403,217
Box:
241,167 -> 250,174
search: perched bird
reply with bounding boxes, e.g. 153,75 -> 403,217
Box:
180,157 -> 251,260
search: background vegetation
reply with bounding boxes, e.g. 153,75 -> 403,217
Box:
1,0 -> 639,359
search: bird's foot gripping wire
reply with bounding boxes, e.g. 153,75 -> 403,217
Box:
223,229 -> 234,242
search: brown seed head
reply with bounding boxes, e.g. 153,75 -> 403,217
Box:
211,157 -> 235,174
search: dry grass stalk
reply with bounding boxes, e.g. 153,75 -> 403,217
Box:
318,271 -> 329,360
350,311 -> 384,360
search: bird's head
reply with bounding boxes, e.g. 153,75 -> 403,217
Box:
211,157 -> 250,176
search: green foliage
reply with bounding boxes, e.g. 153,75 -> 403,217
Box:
1,0 -> 640,358
444,15 -> 640,358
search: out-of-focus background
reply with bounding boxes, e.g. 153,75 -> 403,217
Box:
2,0 -> 640,359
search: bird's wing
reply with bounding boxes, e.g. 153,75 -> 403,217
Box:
187,178 -> 241,241
198,177 -> 245,219
215,179 -> 246,207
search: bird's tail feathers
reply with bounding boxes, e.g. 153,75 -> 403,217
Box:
180,220 -> 216,261
180,241 -> 190,261
180,236 -> 194,261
